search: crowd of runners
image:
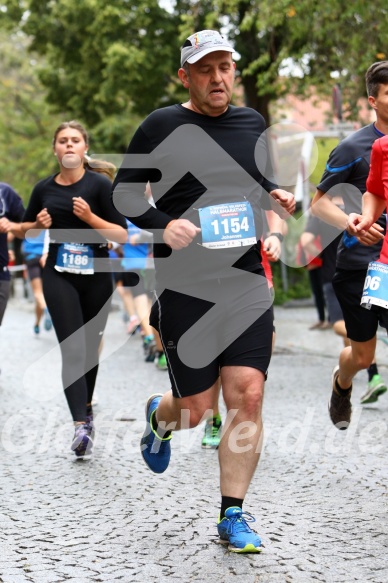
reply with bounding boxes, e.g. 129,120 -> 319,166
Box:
0,29 -> 388,555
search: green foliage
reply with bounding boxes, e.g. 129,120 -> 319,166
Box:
271,206 -> 311,305
0,30 -> 59,201
310,137 -> 339,188
2,0 -> 388,136
3,0 -> 388,132
213,0 -> 388,123
272,262 -> 311,305
0,27 -> 140,200
1,0 -> 179,141
1,0 -> 388,203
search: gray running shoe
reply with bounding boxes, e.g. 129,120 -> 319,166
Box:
71,424 -> 93,458
85,406 -> 95,439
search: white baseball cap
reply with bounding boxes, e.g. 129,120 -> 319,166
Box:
180,30 -> 234,67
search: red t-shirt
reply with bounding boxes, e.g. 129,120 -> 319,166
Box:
366,135 -> 388,264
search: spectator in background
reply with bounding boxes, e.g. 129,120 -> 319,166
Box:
0,182 -> 25,334
298,209 -> 330,330
22,229 -> 52,335
123,220 -> 167,370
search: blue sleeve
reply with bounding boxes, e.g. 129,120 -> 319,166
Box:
2,183 -> 25,221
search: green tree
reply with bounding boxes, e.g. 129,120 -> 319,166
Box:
0,0 -> 388,133
2,0 -> 388,150
1,0 -> 179,151
202,0 -> 388,125
0,30 -> 58,200
0,28 -> 133,199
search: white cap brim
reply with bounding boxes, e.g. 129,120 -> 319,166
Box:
184,46 -> 234,65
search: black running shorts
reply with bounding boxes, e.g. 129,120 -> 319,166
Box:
122,270 -> 145,298
332,268 -> 388,342
26,257 -> 43,281
150,272 -> 274,398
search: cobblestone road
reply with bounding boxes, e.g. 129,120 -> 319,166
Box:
0,292 -> 387,583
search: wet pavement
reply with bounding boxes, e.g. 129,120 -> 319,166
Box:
0,287 -> 387,583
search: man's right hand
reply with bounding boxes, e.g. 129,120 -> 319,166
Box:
163,219 -> 201,250
346,212 -> 384,245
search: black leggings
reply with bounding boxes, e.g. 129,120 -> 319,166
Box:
43,266 -> 113,422
308,267 -> 325,322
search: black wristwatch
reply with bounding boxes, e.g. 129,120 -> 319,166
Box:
269,232 -> 284,242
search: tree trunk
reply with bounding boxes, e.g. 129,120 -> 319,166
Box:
241,74 -> 271,127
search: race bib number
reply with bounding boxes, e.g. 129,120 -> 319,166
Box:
199,201 -> 256,249
361,261 -> 388,309
55,243 -> 94,274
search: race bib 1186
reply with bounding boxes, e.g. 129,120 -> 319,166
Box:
55,243 -> 94,275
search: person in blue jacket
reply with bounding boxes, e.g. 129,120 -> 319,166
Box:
121,220 -> 167,369
22,230 -> 52,335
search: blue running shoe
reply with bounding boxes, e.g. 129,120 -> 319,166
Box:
44,308 -> 52,331
140,393 -> 171,473
71,424 -> 93,459
217,507 -> 263,553
33,324 -> 40,335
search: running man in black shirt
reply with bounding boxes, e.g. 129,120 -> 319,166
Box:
22,121 -> 127,458
311,62 -> 388,429
113,30 -> 295,552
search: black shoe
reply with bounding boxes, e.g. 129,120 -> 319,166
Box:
144,336 -> 156,362
328,366 -> 352,430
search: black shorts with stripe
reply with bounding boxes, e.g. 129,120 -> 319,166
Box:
150,271 -> 274,398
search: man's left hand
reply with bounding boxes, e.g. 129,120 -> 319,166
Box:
263,235 -> 281,261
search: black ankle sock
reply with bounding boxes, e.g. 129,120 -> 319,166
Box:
335,377 -> 352,395
367,363 -> 378,382
220,496 -> 244,519
151,411 -> 171,439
